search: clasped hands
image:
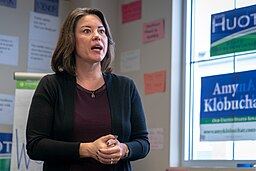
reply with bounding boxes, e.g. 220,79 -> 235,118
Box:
80,134 -> 128,165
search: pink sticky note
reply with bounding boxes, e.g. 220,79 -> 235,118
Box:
148,128 -> 164,150
143,18 -> 165,43
144,70 -> 166,94
121,0 -> 141,24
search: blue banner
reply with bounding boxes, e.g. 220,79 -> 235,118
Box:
211,4 -> 256,43
201,70 -> 256,122
210,5 -> 256,56
0,133 -> 12,171
0,133 -> 12,154
200,70 -> 256,141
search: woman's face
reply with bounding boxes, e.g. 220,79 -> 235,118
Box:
74,14 -> 108,65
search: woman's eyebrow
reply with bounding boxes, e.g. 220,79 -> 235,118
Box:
80,25 -> 104,29
80,25 -> 91,29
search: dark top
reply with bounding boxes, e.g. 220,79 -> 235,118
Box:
70,84 -> 112,171
26,71 -> 150,171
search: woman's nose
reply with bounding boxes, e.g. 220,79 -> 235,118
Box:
92,35 -> 100,41
92,31 -> 101,40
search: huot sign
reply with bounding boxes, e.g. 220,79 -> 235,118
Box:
210,4 -> 256,56
200,70 -> 256,141
0,133 -> 12,171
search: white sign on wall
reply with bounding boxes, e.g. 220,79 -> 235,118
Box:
27,11 -> 60,72
120,49 -> 140,73
0,34 -> 19,66
0,93 -> 14,125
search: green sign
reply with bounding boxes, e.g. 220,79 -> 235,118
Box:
16,80 -> 39,90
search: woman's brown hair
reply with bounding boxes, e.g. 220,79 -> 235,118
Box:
51,8 -> 115,75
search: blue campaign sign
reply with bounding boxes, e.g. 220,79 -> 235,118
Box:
34,0 -> 59,17
210,5 -> 256,56
200,70 -> 256,121
211,4 -> 256,44
0,133 -> 12,154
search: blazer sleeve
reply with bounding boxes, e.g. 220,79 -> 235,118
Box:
125,79 -> 150,161
26,75 -> 80,162
107,73 -> 150,161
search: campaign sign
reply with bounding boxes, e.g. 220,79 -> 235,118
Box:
0,133 -> 12,171
210,5 -> 256,56
200,70 -> 256,141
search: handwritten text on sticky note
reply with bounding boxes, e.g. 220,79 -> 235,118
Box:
144,70 -> 166,94
121,0 -> 141,24
143,18 -> 165,43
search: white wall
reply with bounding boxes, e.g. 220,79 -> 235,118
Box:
115,1 -> 174,171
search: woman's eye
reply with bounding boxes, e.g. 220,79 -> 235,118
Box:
99,29 -> 105,34
83,29 -> 91,34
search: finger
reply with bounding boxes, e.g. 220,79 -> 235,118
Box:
101,134 -> 116,141
99,145 -> 120,156
97,149 -> 121,162
98,156 -> 118,165
106,138 -> 118,146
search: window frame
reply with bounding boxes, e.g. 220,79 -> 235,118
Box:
181,0 -> 256,167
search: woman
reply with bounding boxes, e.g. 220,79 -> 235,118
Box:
26,7 -> 150,171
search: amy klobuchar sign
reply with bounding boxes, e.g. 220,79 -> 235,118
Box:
210,4 -> 256,56
200,70 -> 256,141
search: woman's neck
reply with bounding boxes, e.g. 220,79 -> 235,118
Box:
75,67 -> 104,91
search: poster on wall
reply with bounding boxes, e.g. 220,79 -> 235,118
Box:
27,11 -> 60,72
34,0 -> 59,17
0,34 -> 19,66
120,49 -> 140,73
121,0 -> 141,24
10,76 -> 44,171
210,4 -> 256,56
148,128 -> 164,150
200,70 -> 256,141
144,70 -> 166,95
143,18 -> 165,43
0,93 -> 14,125
0,0 -> 16,8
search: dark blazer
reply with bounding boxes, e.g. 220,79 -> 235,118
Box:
26,71 -> 150,171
